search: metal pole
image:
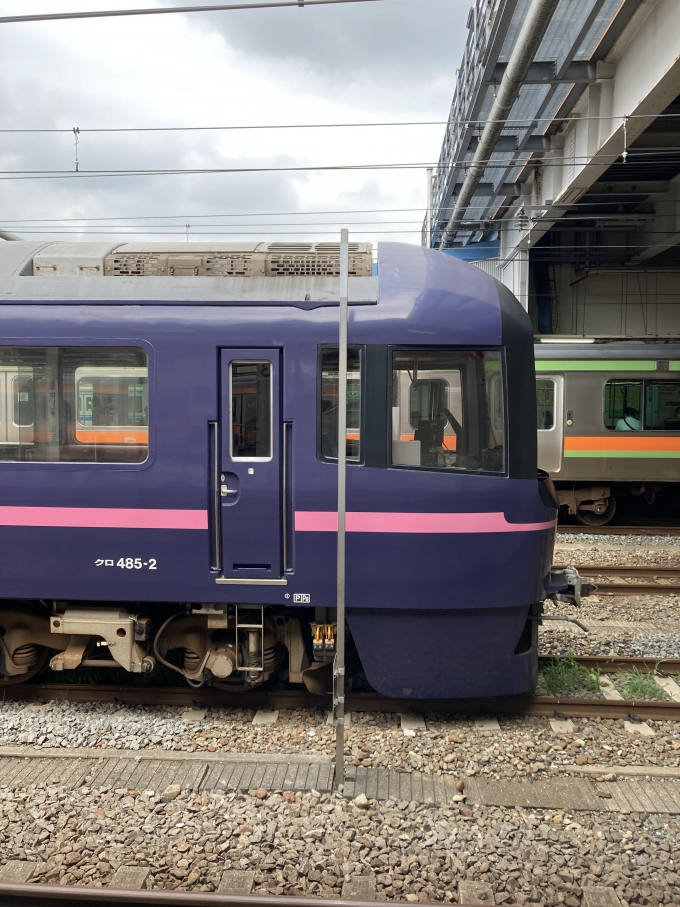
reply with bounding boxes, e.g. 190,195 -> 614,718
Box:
426,167 -> 433,248
334,228 -> 349,788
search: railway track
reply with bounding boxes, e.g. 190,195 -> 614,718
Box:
557,524 -> 680,536
0,884 -> 411,907
553,563 -> 680,594
2,656 -> 679,720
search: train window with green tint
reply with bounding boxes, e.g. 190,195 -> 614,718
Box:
318,347 -> 362,462
604,381 -> 643,431
605,380 -> 680,431
645,382 -> 680,431
536,378 -> 555,430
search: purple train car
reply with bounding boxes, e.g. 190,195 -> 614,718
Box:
0,239 -> 558,698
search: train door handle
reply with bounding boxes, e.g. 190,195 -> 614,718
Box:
221,485 -> 238,496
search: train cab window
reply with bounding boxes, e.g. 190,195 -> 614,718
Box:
604,380 -> 680,431
536,378 -> 555,430
391,349 -> 504,473
0,346 -> 148,463
230,361 -> 272,459
318,347 -> 362,462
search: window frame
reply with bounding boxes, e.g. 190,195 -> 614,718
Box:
0,339 -> 155,471
228,359 -> 274,463
316,344 -> 365,466
603,378 -> 680,432
388,345 -> 508,477
536,377 -> 556,432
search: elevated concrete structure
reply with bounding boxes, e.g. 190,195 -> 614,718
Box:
430,0 -> 680,338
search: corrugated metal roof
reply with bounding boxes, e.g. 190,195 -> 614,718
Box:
574,0 -> 623,60
432,0 -> 638,245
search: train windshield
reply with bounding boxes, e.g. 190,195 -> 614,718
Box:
391,349 -> 504,473
0,347 -> 148,463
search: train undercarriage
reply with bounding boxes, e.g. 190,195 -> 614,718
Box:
0,603 -> 338,691
555,481 -> 674,527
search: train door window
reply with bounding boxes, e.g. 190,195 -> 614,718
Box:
0,347 -> 148,462
318,347 -> 362,462
391,349 -> 504,473
604,381 -> 643,431
230,361 -> 272,460
645,382 -> 680,431
536,378 -> 555,430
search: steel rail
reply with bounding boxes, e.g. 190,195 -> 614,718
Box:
552,563 -> 680,595
0,884 -> 452,907
557,525 -> 680,536
2,675 -> 680,718
583,582 -> 680,595
563,654 -> 680,674
554,565 -> 680,576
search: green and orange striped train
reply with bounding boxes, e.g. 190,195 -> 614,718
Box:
534,342 -> 680,526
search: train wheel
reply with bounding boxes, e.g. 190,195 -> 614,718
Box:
576,495 -> 616,527
0,645 -> 52,685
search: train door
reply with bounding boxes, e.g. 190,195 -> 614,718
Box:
536,374 -> 564,474
218,349 -> 283,581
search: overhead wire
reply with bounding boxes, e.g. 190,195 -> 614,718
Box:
1,121 -> 448,134
3,149 -> 680,181
0,0 -> 387,26
5,196 -> 680,225
4,110 -> 680,133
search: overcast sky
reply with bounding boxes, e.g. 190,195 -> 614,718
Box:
0,0 -> 469,248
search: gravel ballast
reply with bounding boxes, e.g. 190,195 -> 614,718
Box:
0,785 -> 677,905
0,702 -> 678,779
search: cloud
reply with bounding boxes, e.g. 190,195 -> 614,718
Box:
198,0 -> 464,113
0,0 -> 468,246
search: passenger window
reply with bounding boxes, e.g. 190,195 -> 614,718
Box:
536,378 -> 555,430
391,349 -> 504,473
646,383 -> 680,431
230,361 -> 272,459
605,380 -> 680,431
604,381 -> 643,431
319,348 -> 362,462
75,368 -> 148,443
0,347 -> 148,462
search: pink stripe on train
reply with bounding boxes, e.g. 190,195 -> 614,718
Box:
295,511 -> 556,533
0,506 -> 208,530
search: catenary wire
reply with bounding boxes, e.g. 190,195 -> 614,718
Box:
7,225 -> 680,235
0,162 -> 677,182
5,111 -> 680,133
1,121 -> 448,134
3,148 -> 680,181
5,197 -> 680,225
0,0 -> 386,26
